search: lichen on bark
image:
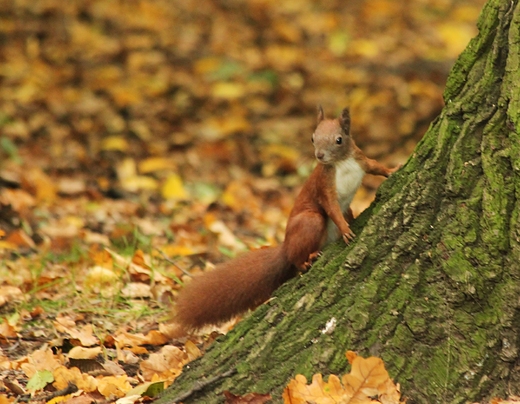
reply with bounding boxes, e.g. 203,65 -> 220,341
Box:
158,0 -> 520,402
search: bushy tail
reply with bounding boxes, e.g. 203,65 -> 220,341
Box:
174,246 -> 294,331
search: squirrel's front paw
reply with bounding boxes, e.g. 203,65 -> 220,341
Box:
342,230 -> 355,244
388,164 -> 403,175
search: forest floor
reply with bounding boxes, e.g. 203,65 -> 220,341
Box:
0,0 -> 488,402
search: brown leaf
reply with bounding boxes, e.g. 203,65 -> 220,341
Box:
224,390 -> 272,403
0,318 -> 18,339
139,345 -> 187,381
53,317 -> 99,346
5,229 -> 36,249
284,352 -> 404,404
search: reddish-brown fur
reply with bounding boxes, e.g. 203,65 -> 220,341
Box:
173,107 -> 399,332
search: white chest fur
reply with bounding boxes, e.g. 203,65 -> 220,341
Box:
326,157 -> 365,243
334,157 -> 365,210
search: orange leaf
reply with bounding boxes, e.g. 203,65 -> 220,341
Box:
131,249 -> 150,269
22,167 -> 56,203
53,366 -> 97,392
5,229 -> 36,249
0,318 -> 18,339
284,352 -> 404,404
97,375 -> 132,398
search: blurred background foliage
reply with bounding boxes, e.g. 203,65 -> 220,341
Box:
0,0 -> 485,256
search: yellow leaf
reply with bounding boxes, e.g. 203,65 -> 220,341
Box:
211,82 -> 245,99
160,244 -> 195,257
23,168 -> 56,202
194,57 -> 221,75
110,84 -> 142,107
139,157 -> 177,173
162,174 -> 188,200
85,266 -> 119,287
53,366 -> 98,392
328,31 -> 350,56
350,39 -> 379,58
273,21 -> 302,43
46,395 -> 71,404
284,352 -> 404,404
261,143 -> 299,161
453,5 -> 482,22
438,22 -> 476,58
221,180 -> 257,213
116,158 -> 137,180
101,135 -> 129,151
184,340 -> 201,362
98,375 -> 132,398
0,241 -> 17,250
204,116 -> 251,138
121,175 -> 158,192
265,45 -> 303,71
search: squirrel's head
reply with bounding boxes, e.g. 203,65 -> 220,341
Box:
311,106 -> 351,165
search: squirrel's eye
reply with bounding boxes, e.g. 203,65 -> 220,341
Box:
311,136 -> 314,143
336,137 -> 342,145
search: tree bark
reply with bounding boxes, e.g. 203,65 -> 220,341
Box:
158,0 -> 520,402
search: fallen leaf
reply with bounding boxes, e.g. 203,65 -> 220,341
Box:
84,265 -> 120,296
21,349 -> 62,379
68,346 -> 103,360
53,366 -> 98,392
138,157 -> 177,173
53,318 -> 99,346
101,135 -> 129,151
224,390 -> 272,403
283,351 -> 404,404
0,318 -> 18,338
0,286 -> 23,307
97,375 -> 132,398
121,282 -> 152,298
211,82 -> 245,99
22,167 -> 57,202
5,229 -> 36,249
125,381 -> 165,399
26,369 -> 54,392
139,345 -> 187,381
162,173 -> 188,200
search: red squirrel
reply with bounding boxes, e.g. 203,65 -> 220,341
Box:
174,106 -> 399,332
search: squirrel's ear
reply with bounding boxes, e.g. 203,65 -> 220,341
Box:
317,105 -> 324,123
339,108 -> 350,134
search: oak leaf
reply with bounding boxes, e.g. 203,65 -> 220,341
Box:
283,351 -> 404,404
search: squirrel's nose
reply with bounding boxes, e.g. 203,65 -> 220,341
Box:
316,151 -> 325,160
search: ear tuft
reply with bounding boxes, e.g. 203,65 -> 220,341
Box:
339,108 -> 350,134
317,105 -> 325,123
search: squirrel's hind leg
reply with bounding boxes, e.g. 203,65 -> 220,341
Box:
284,212 -> 326,268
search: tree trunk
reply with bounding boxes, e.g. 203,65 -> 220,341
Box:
158,0 -> 520,402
